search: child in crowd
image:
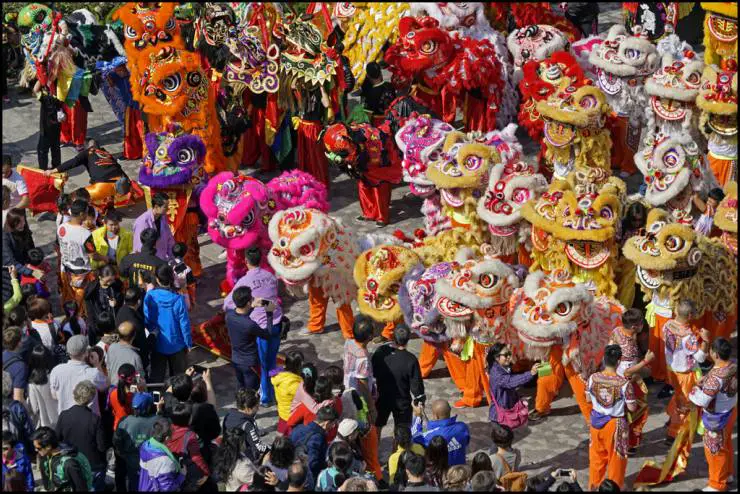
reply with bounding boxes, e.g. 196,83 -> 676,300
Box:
59,300 -> 87,342
271,351 -> 305,436
694,188 -> 726,237
169,242 -> 196,309
20,248 -> 52,298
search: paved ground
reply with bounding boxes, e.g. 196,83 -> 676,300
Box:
2,5 -> 736,491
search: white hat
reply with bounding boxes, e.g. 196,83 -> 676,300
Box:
338,418 -> 359,437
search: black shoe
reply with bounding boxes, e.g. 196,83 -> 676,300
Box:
627,447 -> 637,456
528,410 -> 548,422
356,215 -> 372,222
657,384 -> 674,399
376,221 -> 389,227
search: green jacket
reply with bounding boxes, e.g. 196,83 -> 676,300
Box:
92,226 -> 133,269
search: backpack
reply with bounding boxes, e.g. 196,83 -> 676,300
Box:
496,452 -> 527,492
2,401 -> 31,449
50,450 -> 94,492
1,407 -> 21,444
172,430 -> 202,492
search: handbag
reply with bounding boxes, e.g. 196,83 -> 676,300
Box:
491,389 -> 529,429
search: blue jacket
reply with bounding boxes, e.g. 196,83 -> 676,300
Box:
411,416 -> 470,466
1,443 -> 34,491
290,422 -> 327,488
143,288 -> 191,355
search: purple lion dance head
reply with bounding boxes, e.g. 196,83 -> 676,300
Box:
140,124 -> 208,189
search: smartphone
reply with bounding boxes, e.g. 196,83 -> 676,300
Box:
152,390 -> 162,402
173,262 -> 188,274
556,469 -> 574,478
191,364 -> 206,375
261,299 -> 270,307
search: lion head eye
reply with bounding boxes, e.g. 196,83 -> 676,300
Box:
554,301 -> 573,317
479,273 -> 499,289
664,235 -> 685,252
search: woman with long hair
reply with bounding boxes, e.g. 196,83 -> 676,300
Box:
263,435 -> 295,486
213,428 -> 257,490
107,363 -> 136,430
59,300 -> 86,343
424,435 -> 449,488
25,345 -> 58,429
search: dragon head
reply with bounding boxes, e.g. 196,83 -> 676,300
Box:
140,124 -> 207,188
715,181 -> 738,256
588,24 -> 659,89
396,115 -> 455,198
385,16 -> 455,76
477,160 -> 547,238
322,123 -> 387,180
137,47 -> 209,118
696,64 -> 738,138
112,2 -> 183,51
268,207 -> 351,291
536,77 -> 612,178
506,24 -> 570,71
200,172 -> 277,251
622,208 -> 702,295
17,3 -> 53,57
274,12 -> 336,88
426,131 -> 499,228
701,2 -> 738,66
510,269 -> 594,352
354,245 -> 421,323
646,49 -> 704,122
435,254 -> 520,350
635,131 -> 704,223
399,261 -> 456,343
224,24 -> 279,94
199,2 -> 235,47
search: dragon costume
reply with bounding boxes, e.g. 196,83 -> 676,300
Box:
701,2 -> 737,67
477,160 -> 548,265
506,24 -> 571,83
396,115 -> 455,236
643,46 -> 706,150
409,2 -> 517,128
384,16 -> 504,132
634,131 -> 707,224
140,124 -> 208,275
336,2 -> 410,86
521,171 -> 626,299
517,51 -> 589,167
622,208 -> 737,381
510,269 -> 623,422
200,171 -> 329,294
267,207 -> 359,339
707,181 -> 738,340
696,64 -> 737,187
536,77 -> 613,180
588,24 -> 660,175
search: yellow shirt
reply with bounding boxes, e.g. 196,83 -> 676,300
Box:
388,443 -> 425,480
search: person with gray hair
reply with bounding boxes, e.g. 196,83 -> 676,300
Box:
663,299 -> 710,443
49,334 -> 108,417
55,380 -> 108,491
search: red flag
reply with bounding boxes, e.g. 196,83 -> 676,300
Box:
16,165 -> 67,215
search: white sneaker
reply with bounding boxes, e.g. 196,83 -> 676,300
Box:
702,487 -> 719,492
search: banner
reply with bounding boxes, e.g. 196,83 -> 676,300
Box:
16,165 -> 67,215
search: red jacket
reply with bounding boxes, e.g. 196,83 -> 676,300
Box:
166,425 -> 209,478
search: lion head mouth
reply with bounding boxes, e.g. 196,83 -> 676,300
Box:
651,96 -> 688,121
543,121 -> 576,148
564,241 -> 610,269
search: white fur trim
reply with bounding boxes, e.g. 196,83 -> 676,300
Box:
435,279 -> 493,309
523,271 -> 547,299
545,285 -> 593,313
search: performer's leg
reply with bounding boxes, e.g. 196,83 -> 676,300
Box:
565,365 -> 593,425
336,302 -> 355,340
667,370 -> 697,438
708,154 -> 734,188
375,183 -> 391,225
589,424 -> 609,490
72,102 -> 88,147
534,347 -> 566,415
442,349 -> 478,407
649,314 -> 669,382
357,181 -> 377,221
418,341 -> 441,379
360,424 -> 383,481
307,284 -> 329,334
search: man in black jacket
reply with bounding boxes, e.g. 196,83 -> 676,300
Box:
370,324 -> 425,440
35,88 -> 63,171
222,388 -> 270,463
119,228 -> 166,289
54,380 -> 107,492
83,264 -> 124,344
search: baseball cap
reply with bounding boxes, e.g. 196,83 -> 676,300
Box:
338,418 -> 359,437
66,335 -> 88,357
132,392 -> 154,411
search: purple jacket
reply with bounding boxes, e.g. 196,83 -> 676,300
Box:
488,362 -> 535,423
223,267 -> 283,328
132,210 -> 174,260
138,438 -> 185,492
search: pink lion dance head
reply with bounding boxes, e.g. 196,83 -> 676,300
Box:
267,170 -> 330,212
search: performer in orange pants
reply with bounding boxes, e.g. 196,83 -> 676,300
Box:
707,154 -> 736,188
307,283 -> 354,338
648,312 -> 671,383
534,345 -> 592,424
703,309 -> 737,341
60,100 -> 88,147
418,340 -> 488,408
360,424 -> 383,482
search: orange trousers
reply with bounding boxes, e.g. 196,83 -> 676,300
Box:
705,407 -> 737,491
628,380 -> 649,449
610,115 -> 638,175
666,369 -> 698,438
418,340 -> 488,407
703,309 -> 737,341
307,283 -> 354,339
648,313 -> 671,382
59,271 -> 93,319
707,154 -> 736,188
534,345 -> 592,424
358,181 -> 391,224
589,418 -> 627,490
360,424 -> 383,481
